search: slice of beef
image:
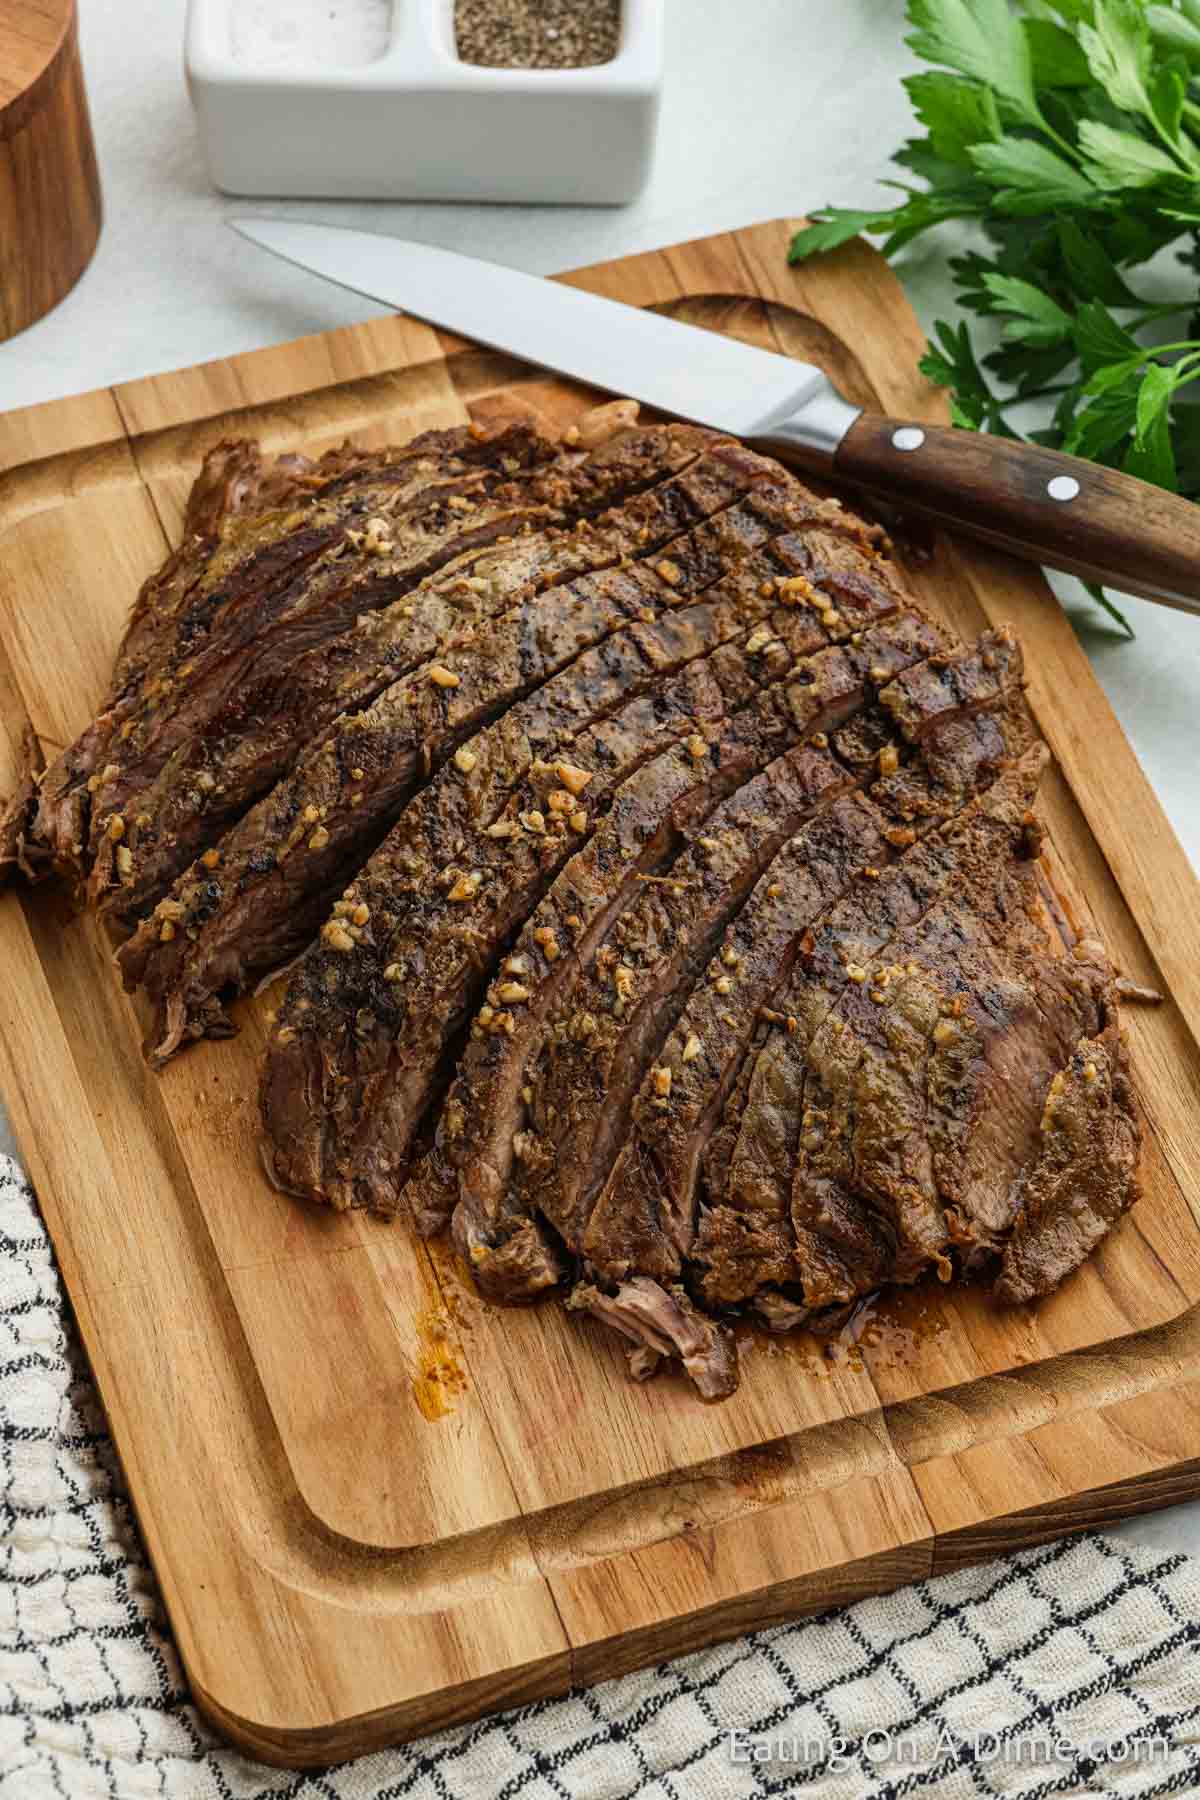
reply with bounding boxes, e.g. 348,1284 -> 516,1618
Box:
581,631 -> 1022,1294
109,440 -> 265,709
868,693 -> 1032,826
916,916 -> 1129,1281
795,899 -> 1026,1286
774,751 -> 1072,1316
108,434 -> 459,699
258,587 -> 878,1215
105,437 -> 780,939
116,424 -> 555,708
408,598 -> 924,1270
566,1279 -> 736,1399
85,464 -> 589,904
419,641 -> 827,1281
792,840 -> 1111,1301
119,438 -> 895,924
878,630 -> 1021,741
694,756 -> 1045,1320
21,435 -> 371,894
121,460 -> 830,1062
713,726 -> 1043,1330
38,521 -> 342,886
258,642 -> 740,1212
784,730 -> 1043,1296
39,421 -> 562,888
111,437 -> 388,705
0,727 -> 48,885
995,1018 -> 1139,1302
498,614 -> 945,1290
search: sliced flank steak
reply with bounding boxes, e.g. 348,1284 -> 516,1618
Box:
258,588 -> 869,1213
110,436 -> 386,708
93,423 -> 749,921
572,622 -> 980,1278
261,486 -> 916,1216
0,726 -> 48,886
995,1017 -> 1139,1303
437,609 -> 946,1305
36,419 -> 564,892
4,401 -> 1145,1408
86,434 -> 680,913
118,446 -> 821,1057
694,753 -> 1049,1336
563,635 -> 1030,1387
786,820 -> 1112,1300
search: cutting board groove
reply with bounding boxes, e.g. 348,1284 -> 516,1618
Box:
2,220 -> 1199,1767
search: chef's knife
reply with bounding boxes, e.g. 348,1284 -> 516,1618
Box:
230,218 -> 1200,615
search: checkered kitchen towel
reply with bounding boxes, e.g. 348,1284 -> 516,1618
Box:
3,1148 -> 1200,1800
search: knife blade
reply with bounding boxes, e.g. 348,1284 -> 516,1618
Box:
230,219 -> 842,442
230,218 -> 1200,615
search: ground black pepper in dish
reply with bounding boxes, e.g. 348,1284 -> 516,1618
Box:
455,0 -> 622,68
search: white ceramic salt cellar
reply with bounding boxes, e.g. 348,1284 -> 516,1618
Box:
186,0 -> 663,202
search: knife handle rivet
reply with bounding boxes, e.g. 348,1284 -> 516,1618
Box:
891,426 -> 925,452
1047,474 -> 1081,503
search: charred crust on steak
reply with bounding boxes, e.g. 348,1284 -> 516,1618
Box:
21,411 -> 1143,1400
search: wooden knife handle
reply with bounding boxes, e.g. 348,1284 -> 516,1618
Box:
831,414 -> 1200,615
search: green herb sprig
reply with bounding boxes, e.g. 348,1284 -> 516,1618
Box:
790,0 -> 1200,636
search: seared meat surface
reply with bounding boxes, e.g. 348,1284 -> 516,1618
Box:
0,726 -> 47,885
3,404 -> 1144,1399
40,422 -> 560,893
120,445 -> 814,1061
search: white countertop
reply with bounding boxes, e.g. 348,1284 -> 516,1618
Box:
3,0 -> 1198,1559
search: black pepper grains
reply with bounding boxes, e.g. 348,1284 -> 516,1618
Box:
455,0 -> 622,69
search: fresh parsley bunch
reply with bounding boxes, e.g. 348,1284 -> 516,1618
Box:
790,0 -> 1200,633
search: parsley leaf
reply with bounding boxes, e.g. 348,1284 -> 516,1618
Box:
1147,5 -> 1200,57
969,135 -> 1100,209
1079,0 -> 1155,118
787,210 -> 902,260
1056,218 -> 1141,305
1124,361 -> 1180,488
1074,300 -> 1141,373
983,273 -> 1075,343
1084,581 -> 1139,636
907,0 -> 1042,123
1065,372 -> 1142,458
1024,17 -> 1093,84
905,71 -> 1002,162
787,191 -> 988,266
788,0 -> 1200,640
1080,118 -> 1183,184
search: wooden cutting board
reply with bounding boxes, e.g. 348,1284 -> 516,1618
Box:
3,219 -> 1200,1768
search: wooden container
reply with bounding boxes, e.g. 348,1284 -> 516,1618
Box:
0,0 -> 102,342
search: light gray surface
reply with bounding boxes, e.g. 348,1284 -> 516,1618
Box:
1,0 -> 1196,1559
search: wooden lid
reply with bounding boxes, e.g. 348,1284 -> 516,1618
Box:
0,0 -> 77,141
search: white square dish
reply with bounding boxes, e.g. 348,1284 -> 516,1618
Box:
186,0 -> 663,203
